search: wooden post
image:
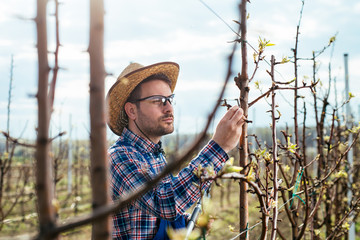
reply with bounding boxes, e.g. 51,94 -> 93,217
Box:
6,55 -> 14,153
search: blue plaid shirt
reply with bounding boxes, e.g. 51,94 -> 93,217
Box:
109,128 -> 228,239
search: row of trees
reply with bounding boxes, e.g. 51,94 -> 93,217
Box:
216,1 -> 360,239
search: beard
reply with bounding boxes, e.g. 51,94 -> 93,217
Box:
137,112 -> 174,138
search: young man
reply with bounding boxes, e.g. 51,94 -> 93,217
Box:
107,62 -> 245,239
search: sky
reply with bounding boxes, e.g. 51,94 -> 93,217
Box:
0,0 -> 359,141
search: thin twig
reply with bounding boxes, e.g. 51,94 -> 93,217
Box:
325,197 -> 360,240
1,131 -> 36,148
270,55 -> 279,240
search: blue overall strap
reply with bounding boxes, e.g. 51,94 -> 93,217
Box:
153,215 -> 186,240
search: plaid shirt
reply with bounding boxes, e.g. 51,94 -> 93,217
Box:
109,128 -> 228,239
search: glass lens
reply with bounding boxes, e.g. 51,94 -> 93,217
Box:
134,94 -> 175,106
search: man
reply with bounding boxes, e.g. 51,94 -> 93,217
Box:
107,61 -> 245,239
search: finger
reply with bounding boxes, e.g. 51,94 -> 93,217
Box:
229,107 -> 244,122
223,105 -> 240,120
237,115 -> 247,125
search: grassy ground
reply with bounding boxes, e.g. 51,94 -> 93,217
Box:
0,172 -> 93,239
0,178 -> 254,239
2,173 -> 360,239
204,181 -> 263,240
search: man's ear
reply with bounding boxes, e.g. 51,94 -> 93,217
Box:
124,102 -> 137,121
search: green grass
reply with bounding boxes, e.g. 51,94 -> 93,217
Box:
204,181 -> 264,240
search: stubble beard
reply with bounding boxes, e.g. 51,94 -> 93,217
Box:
138,113 -> 174,138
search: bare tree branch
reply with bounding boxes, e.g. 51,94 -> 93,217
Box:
270,55 -> 279,240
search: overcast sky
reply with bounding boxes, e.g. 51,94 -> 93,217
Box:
0,0 -> 359,140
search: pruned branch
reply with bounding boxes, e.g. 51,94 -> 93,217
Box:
325,197 -> 360,240
203,172 -> 269,240
270,55 -> 279,240
1,131 -> 36,148
48,0 -> 60,111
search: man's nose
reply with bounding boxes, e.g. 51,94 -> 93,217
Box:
163,100 -> 173,112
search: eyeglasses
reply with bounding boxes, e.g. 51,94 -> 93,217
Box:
131,94 -> 175,106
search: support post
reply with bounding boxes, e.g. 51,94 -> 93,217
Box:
344,53 -> 355,240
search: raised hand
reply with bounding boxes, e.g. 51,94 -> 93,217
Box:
211,105 -> 246,153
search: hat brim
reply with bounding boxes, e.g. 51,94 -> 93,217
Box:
106,62 -> 179,136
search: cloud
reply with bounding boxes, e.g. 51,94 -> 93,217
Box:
0,1 -> 35,24
105,29 -> 231,60
0,95 -> 37,137
55,73 -> 90,100
0,39 -> 13,47
1,0 -> 360,139
176,80 -> 225,92
355,2 -> 360,13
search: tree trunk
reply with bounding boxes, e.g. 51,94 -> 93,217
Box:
89,0 -> 111,239
235,1 -> 249,239
35,0 -> 57,238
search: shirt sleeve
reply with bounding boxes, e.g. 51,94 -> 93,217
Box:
109,139 -> 228,221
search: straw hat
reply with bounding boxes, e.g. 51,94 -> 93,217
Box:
106,61 -> 179,136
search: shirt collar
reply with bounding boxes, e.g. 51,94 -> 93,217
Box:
120,127 -> 163,154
